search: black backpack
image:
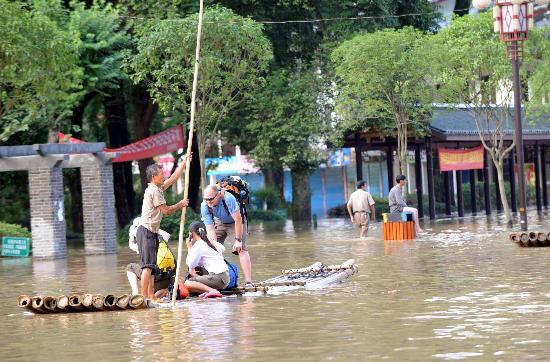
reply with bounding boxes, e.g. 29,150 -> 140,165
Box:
208,176 -> 250,225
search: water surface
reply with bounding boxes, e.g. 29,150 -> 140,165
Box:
2,212 -> 550,361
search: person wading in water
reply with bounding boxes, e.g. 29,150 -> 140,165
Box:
136,156 -> 190,299
347,180 -> 376,239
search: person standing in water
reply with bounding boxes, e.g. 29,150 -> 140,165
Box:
347,180 -> 376,239
137,155 -> 190,299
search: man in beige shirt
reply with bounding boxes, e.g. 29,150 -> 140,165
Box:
347,180 -> 376,239
137,155 -> 190,298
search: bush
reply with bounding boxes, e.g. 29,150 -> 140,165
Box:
250,186 -> 283,209
0,221 -> 31,239
247,208 -> 287,221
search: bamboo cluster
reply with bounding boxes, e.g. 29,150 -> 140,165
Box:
509,231 -> 550,247
17,294 -> 151,314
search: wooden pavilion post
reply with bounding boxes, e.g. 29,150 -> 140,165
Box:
354,132 -> 363,181
444,171 -> 452,216
456,170 -> 464,217
542,145 -> 548,208
483,151 -> 491,215
535,142 -> 542,211
493,162 -> 502,212
509,148 -> 517,212
469,170 -> 477,215
426,138 -> 436,220
414,144 -> 424,218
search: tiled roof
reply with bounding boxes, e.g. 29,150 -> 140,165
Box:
430,107 -> 550,137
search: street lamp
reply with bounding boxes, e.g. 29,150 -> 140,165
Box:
472,0 -> 549,231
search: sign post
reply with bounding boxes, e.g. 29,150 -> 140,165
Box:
2,236 -> 31,257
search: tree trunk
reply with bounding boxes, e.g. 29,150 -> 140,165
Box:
105,87 -> 136,228
132,84 -> 158,190
263,165 -> 285,205
396,118 -> 408,175
197,127 -> 208,192
291,168 -> 312,221
188,134 -> 202,210
495,158 -> 513,224
65,92 -> 95,234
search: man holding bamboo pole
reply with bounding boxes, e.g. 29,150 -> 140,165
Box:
137,158 -> 190,299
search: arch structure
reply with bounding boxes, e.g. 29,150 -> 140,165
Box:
0,143 -> 118,259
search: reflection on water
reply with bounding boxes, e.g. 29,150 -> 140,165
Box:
3,210 -> 550,360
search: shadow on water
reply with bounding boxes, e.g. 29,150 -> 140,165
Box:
3,209 -> 550,360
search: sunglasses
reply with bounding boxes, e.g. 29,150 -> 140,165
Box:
204,192 -> 218,202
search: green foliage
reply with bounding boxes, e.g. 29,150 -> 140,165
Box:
239,66 -> 328,173
67,0 -> 130,96
251,186 -> 283,209
0,221 -> 31,239
0,0 -> 82,141
524,26 -> 550,117
331,27 -> 433,173
247,208 -> 287,222
127,7 -> 272,126
430,12 -> 510,106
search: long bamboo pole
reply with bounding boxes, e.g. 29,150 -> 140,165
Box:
172,0 -> 205,306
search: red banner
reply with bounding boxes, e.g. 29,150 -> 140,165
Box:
58,125 -> 185,163
438,145 -> 484,171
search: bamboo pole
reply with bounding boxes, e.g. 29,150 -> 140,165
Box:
172,0 -> 205,306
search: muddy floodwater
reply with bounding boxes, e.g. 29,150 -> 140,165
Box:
3,211 -> 550,361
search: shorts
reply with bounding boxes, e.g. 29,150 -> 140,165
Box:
125,263 -> 172,292
136,225 -> 159,271
189,271 -> 230,290
353,212 -> 370,228
214,221 -> 248,251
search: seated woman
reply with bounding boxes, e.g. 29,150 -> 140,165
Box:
185,220 -> 229,298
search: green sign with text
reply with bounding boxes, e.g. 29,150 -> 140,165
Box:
2,236 -> 30,257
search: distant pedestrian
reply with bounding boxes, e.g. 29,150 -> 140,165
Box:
388,175 -> 423,233
347,180 -> 376,239
137,155 -> 191,299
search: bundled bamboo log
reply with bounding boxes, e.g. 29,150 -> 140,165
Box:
537,232 -> 547,246
519,232 -> 530,247
529,231 -> 538,242
255,281 -> 306,287
509,232 -> 518,241
129,295 -> 149,309
282,262 -> 323,275
103,294 -> 116,310
43,296 -> 58,312
92,295 -> 106,311
18,295 -> 32,311
69,294 -> 84,310
547,232 -> 550,242
31,296 -> 47,313
116,294 -> 130,309
56,295 -> 70,312
82,294 -> 94,310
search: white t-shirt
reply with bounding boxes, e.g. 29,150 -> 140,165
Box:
186,239 -> 228,274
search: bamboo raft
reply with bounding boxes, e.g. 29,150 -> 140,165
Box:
18,259 -> 358,314
509,231 -> 550,247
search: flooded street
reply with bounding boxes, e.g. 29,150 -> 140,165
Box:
3,211 -> 550,361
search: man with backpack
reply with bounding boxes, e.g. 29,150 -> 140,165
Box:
201,184 -> 253,288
